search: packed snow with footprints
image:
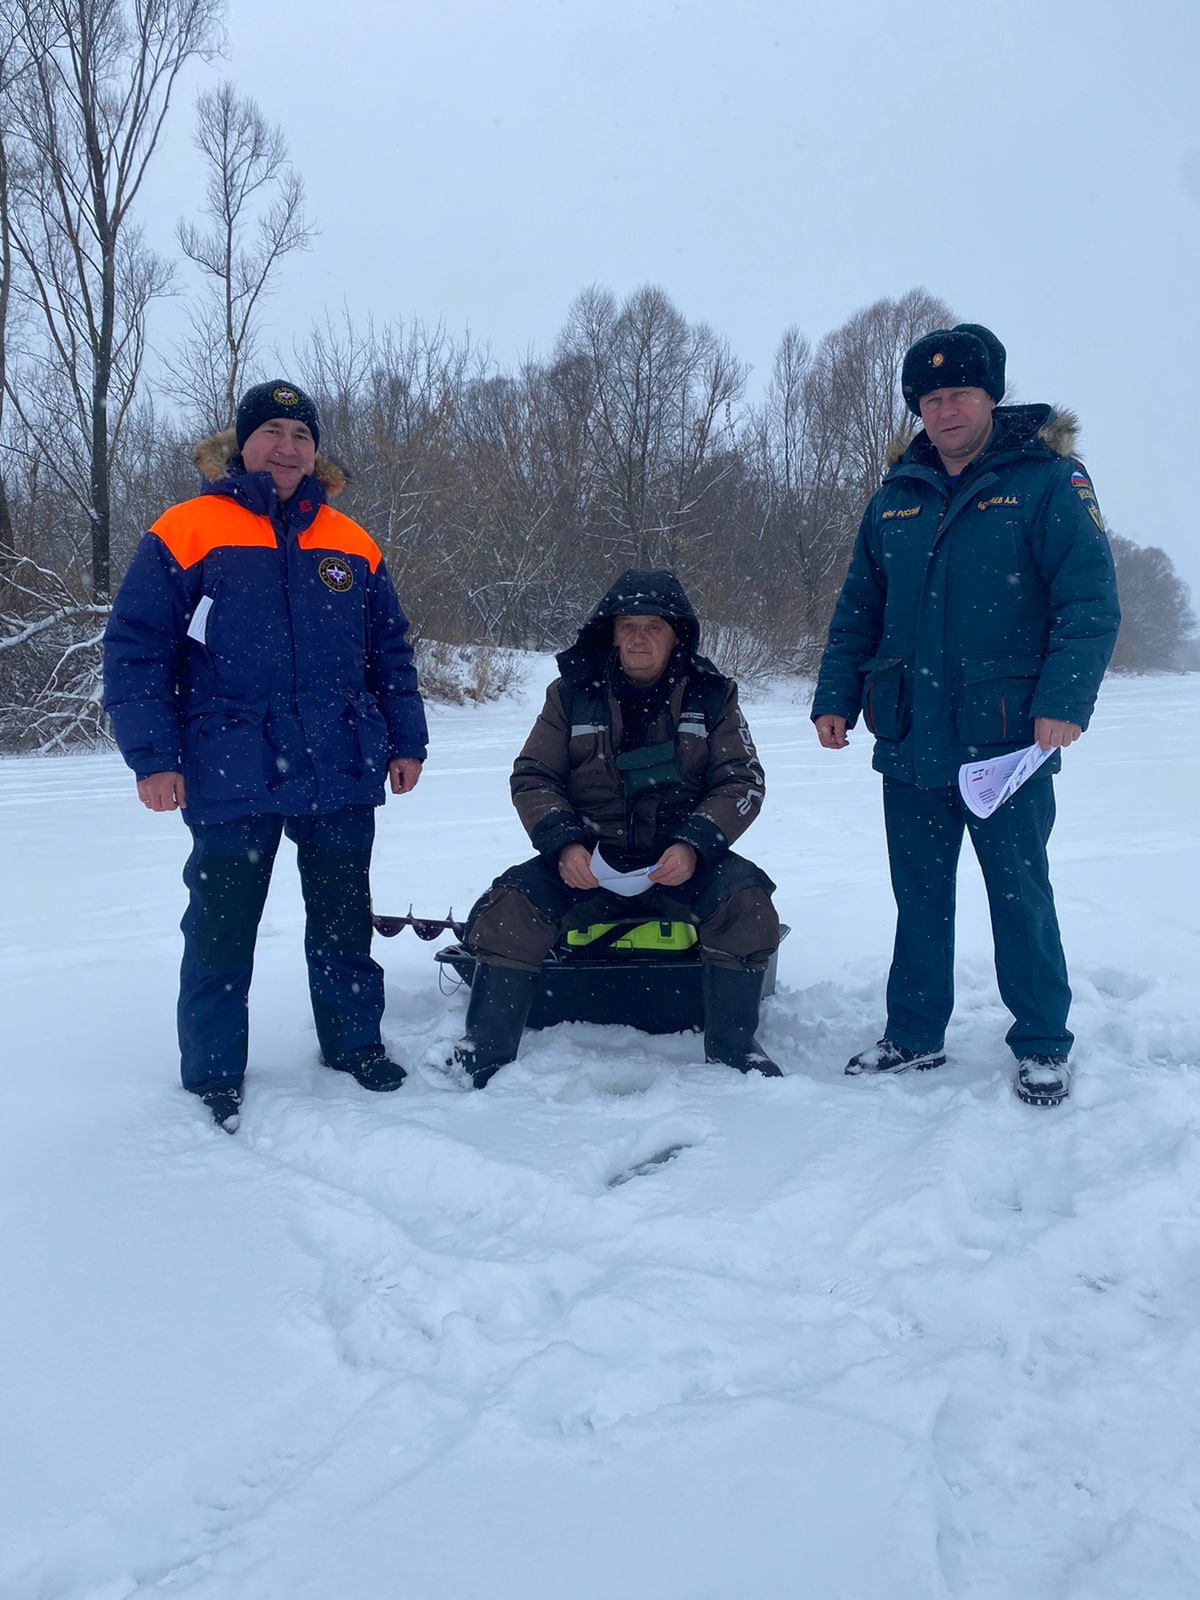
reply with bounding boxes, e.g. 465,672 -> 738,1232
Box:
2,669 -> 1198,1599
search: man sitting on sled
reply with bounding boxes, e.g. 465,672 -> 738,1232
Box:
452,569 -> 782,1087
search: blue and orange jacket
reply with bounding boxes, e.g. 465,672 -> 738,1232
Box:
103,432 -> 428,823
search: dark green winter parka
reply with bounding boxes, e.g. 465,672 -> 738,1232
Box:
811,404 -> 1121,788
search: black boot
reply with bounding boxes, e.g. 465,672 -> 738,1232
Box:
702,964 -> 783,1077
345,1051 -> 408,1093
844,1039 -> 946,1076
452,961 -> 537,1088
199,1081 -> 243,1133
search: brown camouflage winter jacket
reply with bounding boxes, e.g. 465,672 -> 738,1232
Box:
510,570 -> 766,870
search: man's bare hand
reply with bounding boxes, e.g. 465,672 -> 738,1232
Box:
389,758 -> 423,794
648,842 -> 697,887
814,714 -> 849,750
558,843 -> 599,890
1034,718 -> 1082,751
137,771 -> 186,812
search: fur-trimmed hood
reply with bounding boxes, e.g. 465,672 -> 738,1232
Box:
193,427 -> 348,498
884,403 -> 1080,473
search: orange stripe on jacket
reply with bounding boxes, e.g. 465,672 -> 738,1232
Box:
299,507 -> 381,572
150,498 -> 381,573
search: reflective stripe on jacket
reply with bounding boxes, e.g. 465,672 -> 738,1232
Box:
511,667 -> 765,868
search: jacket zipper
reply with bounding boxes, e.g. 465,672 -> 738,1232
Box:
273,498 -> 303,719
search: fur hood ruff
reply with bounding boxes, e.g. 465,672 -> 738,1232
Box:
884,404 -> 1080,471
193,428 -> 348,498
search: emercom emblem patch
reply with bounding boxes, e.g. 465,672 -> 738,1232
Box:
318,556 -> 354,592
1070,469 -> 1105,531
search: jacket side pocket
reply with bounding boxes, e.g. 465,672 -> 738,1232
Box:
955,656 -> 1043,747
860,657 -> 911,742
185,699 -> 268,802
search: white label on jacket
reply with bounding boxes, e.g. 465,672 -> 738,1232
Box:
186,594 -> 213,644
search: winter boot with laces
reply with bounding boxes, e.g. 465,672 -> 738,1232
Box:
1014,1055 -> 1072,1107
844,1039 -> 946,1076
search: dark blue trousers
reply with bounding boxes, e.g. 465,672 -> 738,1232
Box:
882,774 -> 1073,1061
178,807 -> 383,1093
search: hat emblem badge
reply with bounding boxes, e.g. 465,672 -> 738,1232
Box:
272,385 -> 299,405
931,352 -> 944,368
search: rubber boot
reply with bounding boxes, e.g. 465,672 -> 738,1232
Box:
702,964 -> 783,1077
452,961 -> 537,1088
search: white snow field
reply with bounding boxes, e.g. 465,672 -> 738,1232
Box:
2,670 -> 1199,1600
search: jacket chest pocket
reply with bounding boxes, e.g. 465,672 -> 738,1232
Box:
567,724 -> 607,771
954,656 -> 1042,747
860,657 -> 911,742
615,738 -> 684,797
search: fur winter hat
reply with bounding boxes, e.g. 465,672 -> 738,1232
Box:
901,324 -> 1006,415
235,379 -> 320,449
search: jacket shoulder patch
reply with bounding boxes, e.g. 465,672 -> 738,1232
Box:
1070,468 -> 1105,530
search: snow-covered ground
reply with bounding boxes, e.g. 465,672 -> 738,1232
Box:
2,670 -> 1199,1600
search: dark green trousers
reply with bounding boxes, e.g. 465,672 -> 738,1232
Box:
882,773 -> 1072,1061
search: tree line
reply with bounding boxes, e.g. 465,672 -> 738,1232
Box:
1,0 -> 1194,752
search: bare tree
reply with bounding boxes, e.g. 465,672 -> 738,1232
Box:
558,284 -> 747,569
293,310 -> 480,639
172,81 -> 312,430
1108,534 -> 1197,674
810,286 -> 954,496
744,290 -> 955,664
2,0 -> 222,600
0,539 -> 109,748
451,356 -> 596,644
0,6 -> 30,550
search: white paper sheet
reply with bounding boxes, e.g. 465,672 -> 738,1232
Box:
186,594 -> 214,644
591,846 -> 655,898
958,742 -> 1055,819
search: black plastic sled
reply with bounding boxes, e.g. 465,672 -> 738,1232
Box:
434,917 -> 786,1034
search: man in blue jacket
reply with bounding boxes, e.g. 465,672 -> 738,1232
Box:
811,325 -> 1120,1107
104,381 -> 428,1130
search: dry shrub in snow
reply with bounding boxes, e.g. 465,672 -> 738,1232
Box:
415,640 -> 526,705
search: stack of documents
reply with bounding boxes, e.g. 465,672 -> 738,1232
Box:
958,743 -> 1055,819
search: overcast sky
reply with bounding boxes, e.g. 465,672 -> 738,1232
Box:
142,0 -> 1200,607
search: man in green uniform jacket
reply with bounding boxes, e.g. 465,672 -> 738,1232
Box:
811,323 -> 1120,1106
